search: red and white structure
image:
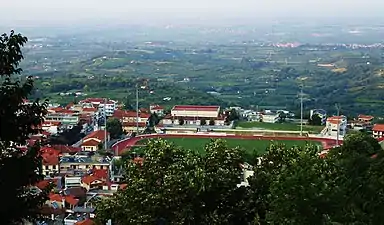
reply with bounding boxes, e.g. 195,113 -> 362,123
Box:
79,98 -> 117,116
373,124 -> 384,139
162,105 -> 225,126
321,116 -> 347,137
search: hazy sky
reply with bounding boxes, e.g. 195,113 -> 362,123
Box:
1,0 -> 382,26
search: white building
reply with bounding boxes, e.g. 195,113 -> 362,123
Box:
41,121 -> 63,134
373,124 -> 384,139
322,116 -> 347,137
171,105 -> 220,118
79,98 -> 117,117
163,105 -> 226,126
261,113 -> 280,123
150,105 -> 164,116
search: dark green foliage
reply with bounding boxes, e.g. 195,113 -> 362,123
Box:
96,139 -> 255,225
308,113 -> 322,126
97,133 -> 384,225
106,118 -> 123,139
0,31 -> 48,224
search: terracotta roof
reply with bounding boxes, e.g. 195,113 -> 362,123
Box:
92,169 -> 108,180
35,179 -> 59,190
150,105 -> 164,110
373,124 -> 384,132
75,218 -> 95,225
48,108 -> 78,114
113,110 -> 150,119
49,193 -> 62,202
41,147 -> 61,155
172,105 -> 220,112
358,114 -> 374,120
119,183 -> 128,190
81,139 -> 101,147
51,145 -> 81,154
79,98 -> 104,104
377,137 -> 384,142
42,154 -> 59,166
42,121 -> 62,126
65,195 -> 79,206
122,122 -> 147,127
83,130 -> 109,142
328,116 -> 344,120
80,98 -> 116,105
82,107 -> 98,112
82,175 -> 101,185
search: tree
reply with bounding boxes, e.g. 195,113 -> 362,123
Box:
309,113 -> 322,126
0,31 -> 48,224
179,118 -> 185,126
200,118 -> 207,125
248,133 -> 384,225
96,139 -> 256,224
209,119 -> 215,126
277,111 -> 286,123
147,112 -> 159,128
106,118 -> 123,139
228,108 -> 240,121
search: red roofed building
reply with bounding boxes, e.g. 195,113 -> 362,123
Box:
358,114 -> 374,123
41,121 -> 63,134
83,130 -> 110,142
42,153 -> 59,176
46,107 -> 80,126
113,110 -> 150,132
162,105 -> 225,126
75,219 -> 95,225
35,178 -> 59,190
150,104 -> 165,116
91,169 -> 109,181
373,124 -> 384,138
172,105 -> 220,118
79,98 -> 117,116
47,193 -> 79,210
81,139 -> 101,152
51,145 -> 81,155
323,116 -> 347,137
81,175 -> 103,191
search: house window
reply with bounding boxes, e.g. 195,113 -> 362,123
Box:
45,166 -> 49,170
86,165 -> 89,169
52,165 -> 56,170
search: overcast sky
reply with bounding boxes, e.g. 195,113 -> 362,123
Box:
1,0 -> 382,26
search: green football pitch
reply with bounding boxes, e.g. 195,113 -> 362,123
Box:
135,137 -> 322,155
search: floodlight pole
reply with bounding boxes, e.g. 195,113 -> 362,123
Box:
300,86 -> 303,136
104,98 -> 107,150
335,103 -> 340,146
136,84 -> 139,133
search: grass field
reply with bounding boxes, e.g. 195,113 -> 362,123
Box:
135,137 -> 322,155
236,121 -> 323,133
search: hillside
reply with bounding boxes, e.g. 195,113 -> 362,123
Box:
22,37 -> 384,116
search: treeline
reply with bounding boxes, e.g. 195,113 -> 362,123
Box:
96,133 -> 384,225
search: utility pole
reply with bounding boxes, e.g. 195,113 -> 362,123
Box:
300,86 -> 303,136
335,103 -> 340,146
136,84 -> 139,133
104,98 -> 107,150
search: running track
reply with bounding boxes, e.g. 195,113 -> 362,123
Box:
111,133 -> 342,155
